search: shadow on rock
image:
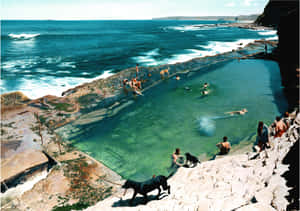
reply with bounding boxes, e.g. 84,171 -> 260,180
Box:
112,193 -> 168,207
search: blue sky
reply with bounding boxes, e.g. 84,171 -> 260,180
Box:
2,0 -> 268,20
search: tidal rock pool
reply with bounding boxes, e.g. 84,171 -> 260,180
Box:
70,59 -> 287,181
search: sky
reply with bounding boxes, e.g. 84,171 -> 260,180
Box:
1,0 -> 269,20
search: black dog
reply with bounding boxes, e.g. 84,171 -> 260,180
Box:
185,152 -> 201,167
122,175 -> 171,204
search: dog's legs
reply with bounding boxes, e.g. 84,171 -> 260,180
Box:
143,194 -> 148,203
162,180 -> 171,194
157,187 -> 161,198
130,191 -> 137,204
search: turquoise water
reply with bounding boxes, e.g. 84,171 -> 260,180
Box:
71,59 -> 287,181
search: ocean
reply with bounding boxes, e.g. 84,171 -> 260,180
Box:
1,20 -> 277,98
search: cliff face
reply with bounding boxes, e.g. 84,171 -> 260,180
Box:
256,0 -> 299,110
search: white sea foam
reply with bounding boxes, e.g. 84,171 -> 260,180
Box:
196,34 -> 206,37
57,70 -> 72,74
265,36 -> 278,41
134,39 -> 257,66
133,48 -> 160,66
167,24 -> 216,32
161,38 -> 256,65
2,70 -> 115,99
58,62 -> 76,68
258,30 -> 277,36
8,33 -> 40,39
2,59 -> 37,71
0,170 -> 48,202
36,68 -> 50,73
199,38 -> 255,54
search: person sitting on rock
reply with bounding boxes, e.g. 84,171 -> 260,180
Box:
216,136 -> 231,155
256,121 -> 269,152
275,116 -> 287,137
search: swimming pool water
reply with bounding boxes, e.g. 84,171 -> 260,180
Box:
70,59 -> 287,181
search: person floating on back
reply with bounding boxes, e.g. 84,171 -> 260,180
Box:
275,116 -> 287,137
225,108 -> 248,116
216,136 -> 231,155
256,121 -> 269,152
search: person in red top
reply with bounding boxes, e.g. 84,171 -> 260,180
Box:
275,116 -> 287,137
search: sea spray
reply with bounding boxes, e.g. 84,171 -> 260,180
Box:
0,170 -> 49,202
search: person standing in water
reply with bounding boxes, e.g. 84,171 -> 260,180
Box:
264,43 -> 268,55
171,148 -> 183,169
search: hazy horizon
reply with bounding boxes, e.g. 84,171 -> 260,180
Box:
2,0 -> 268,20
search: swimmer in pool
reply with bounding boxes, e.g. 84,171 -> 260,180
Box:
185,86 -> 192,91
225,108 -> 248,116
202,90 -> 209,95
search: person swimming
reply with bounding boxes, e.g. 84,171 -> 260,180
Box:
202,90 -> 208,95
225,108 -> 248,116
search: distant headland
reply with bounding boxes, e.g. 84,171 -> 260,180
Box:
152,14 -> 259,21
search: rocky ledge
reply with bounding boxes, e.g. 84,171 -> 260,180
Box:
86,113 -> 300,211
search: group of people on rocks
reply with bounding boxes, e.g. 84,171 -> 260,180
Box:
122,64 -> 143,96
256,111 -> 296,152
122,64 -> 212,98
172,110 -> 298,169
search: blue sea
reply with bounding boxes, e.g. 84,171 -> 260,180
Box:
1,20 -> 277,98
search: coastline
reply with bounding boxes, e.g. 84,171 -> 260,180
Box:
0,26 -> 290,210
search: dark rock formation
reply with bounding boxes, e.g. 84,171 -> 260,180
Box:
282,139 -> 299,210
256,0 -> 299,110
